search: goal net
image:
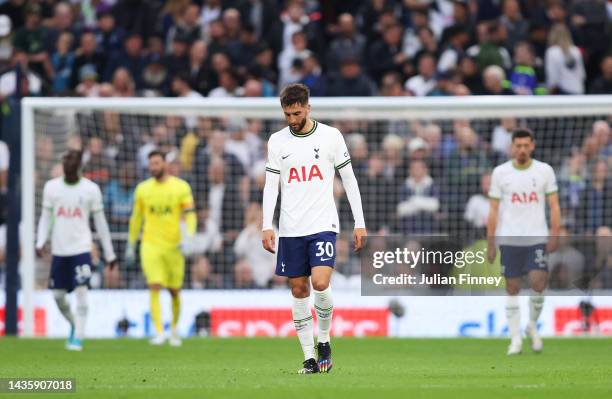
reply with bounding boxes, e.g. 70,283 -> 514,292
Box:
20,96 -> 612,335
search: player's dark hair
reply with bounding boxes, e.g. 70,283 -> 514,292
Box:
148,149 -> 166,160
512,128 -> 535,142
280,83 -> 309,108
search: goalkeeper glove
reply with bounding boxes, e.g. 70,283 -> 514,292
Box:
179,235 -> 194,257
124,243 -> 136,267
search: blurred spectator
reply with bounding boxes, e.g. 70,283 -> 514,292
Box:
163,32 -> 191,81
190,255 -> 222,289
298,54 -> 325,96
380,71 -> 405,96
187,39 -> 212,96
491,117 -> 516,157
403,10 -> 430,59
234,204 -> 276,288
360,152 -> 397,233
467,21 -> 512,71
105,33 -> 147,89
278,30 -> 311,87
458,56 -> 484,95
464,172 -> 491,231
405,52 -> 436,96
50,31 -> 75,95
75,64 -> 101,97
44,2 -> 78,54
545,24 -> 585,94
509,42 -> 539,95
166,3 -> 202,51
558,152 -> 587,232
208,69 -> 243,97
0,14 -> 13,69
95,11 -> 124,57
71,31 -> 106,89
327,57 -> 376,97
327,13 -> 366,79
481,65 -> 514,95
588,55 -> 612,94
581,159 -> 611,234
548,228 -> 585,289
0,49 -> 42,97
367,23 -> 407,84
111,67 -> 135,97
396,160 -> 440,234
500,0 -> 528,50
82,136 -> 112,188
233,259 -> 256,289
437,24 -> 469,73
104,162 -> 136,232
12,4 -> 53,81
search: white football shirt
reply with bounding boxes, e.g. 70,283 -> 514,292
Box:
265,120 -> 352,237
489,159 -> 558,244
38,177 -> 104,256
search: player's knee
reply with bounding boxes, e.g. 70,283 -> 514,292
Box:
505,286 -> 520,296
291,284 -> 310,298
149,284 -> 162,291
168,288 -> 180,297
311,279 -> 329,291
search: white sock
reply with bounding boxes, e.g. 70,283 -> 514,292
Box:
529,290 -> 544,329
74,286 -> 88,340
506,295 -> 521,340
53,289 -> 75,329
314,286 -> 333,343
292,296 -> 315,360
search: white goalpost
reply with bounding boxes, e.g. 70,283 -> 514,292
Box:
20,95 -> 612,337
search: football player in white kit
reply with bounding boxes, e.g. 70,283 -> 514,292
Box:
261,84 -> 367,373
36,150 -> 117,350
487,129 -> 561,355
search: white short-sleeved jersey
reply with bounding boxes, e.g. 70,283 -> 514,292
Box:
40,177 -> 104,256
489,159 -> 558,244
265,120 -> 351,237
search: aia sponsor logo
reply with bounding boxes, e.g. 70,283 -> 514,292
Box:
56,206 -> 83,218
0,307 -> 47,336
554,307 -> 612,335
511,192 -> 539,203
288,165 -> 323,183
211,308 -> 388,337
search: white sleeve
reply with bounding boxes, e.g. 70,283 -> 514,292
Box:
488,168 -> 502,199
262,139 -> 280,231
545,165 -> 558,195
36,183 -> 53,249
91,185 -> 116,262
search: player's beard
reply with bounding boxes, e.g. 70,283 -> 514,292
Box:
292,117 -> 307,133
151,167 -> 166,180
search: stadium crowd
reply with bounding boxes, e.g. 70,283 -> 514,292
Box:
0,0 -> 610,291
0,0 -> 610,98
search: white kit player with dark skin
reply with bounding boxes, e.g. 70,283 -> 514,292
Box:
36,150 -> 117,351
262,84 -> 367,374
487,129 -> 560,355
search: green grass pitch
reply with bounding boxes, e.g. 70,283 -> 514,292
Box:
1,338 -> 611,399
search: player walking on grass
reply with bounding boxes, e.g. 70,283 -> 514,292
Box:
261,84 -> 367,374
127,150 -> 196,346
487,128 -> 561,355
36,150 -> 117,351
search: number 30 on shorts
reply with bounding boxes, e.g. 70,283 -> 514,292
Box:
315,241 -> 334,258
